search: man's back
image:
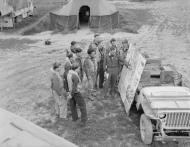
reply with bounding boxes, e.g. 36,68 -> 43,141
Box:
51,69 -> 63,96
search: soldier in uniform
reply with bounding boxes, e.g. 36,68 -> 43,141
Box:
63,53 -> 74,92
109,38 -> 117,52
69,41 -> 78,59
96,44 -> 106,89
104,44 -> 120,97
83,47 -> 97,100
93,33 -> 100,46
67,63 -> 87,127
70,41 -> 77,53
50,62 -> 67,120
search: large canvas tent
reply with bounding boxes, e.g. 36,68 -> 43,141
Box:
50,0 -> 119,30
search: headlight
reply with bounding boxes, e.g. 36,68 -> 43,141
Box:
159,113 -> 166,119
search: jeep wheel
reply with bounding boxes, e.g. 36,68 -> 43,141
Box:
140,114 -> 153,144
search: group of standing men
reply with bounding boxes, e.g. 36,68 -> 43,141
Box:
50,33 -> 130,127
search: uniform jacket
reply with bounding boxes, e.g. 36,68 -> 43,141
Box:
50,68 -> 64,96
65,57 -> 72,71
75,56 -> 84,81
67,70 -> 81,95
105,52 -> 119,69
83,56 -> 97,79
118,48 -> 129,67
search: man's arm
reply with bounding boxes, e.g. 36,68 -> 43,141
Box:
50,79 -> 53,89
84,59 -> 90,79
104,55 -> 108,71
118,52 -> 130,68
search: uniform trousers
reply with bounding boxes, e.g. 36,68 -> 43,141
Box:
70,92 -> 87,123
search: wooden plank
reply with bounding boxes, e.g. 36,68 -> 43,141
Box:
0,108 -> 77,147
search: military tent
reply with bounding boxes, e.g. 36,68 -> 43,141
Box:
0,0 -> 34,28
50,0 -> 119,30
0,0 -> 13,16
0,0 -> 33,16
7,0 -> 32,11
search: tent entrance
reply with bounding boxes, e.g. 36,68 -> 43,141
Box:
79,6 -> 90,26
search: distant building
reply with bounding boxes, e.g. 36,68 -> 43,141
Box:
0,0 -> 34,29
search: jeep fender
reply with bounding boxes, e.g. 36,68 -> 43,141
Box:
141,103 -> 158,120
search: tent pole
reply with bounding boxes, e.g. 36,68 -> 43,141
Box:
67,16 -> 69,29
110,15 -> 112,33
77,15 -> 80,29
117,12 -> 119,28
99,16 -> 101,33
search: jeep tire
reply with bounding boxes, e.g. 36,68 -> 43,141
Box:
140,114 -> 153,144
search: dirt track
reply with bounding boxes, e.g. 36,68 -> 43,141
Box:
0,0 -> 190,147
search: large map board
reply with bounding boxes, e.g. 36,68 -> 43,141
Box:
118,45 -> 146,114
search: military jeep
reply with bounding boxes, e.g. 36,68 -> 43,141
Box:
134,59 -> 190,144
136,86 -> 190,144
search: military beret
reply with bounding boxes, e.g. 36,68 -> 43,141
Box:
110,38 -> 116,43
87,47 -> 96,54
122,39 -> 129,44
75,47 -> 82,53
67,53 -> 73,58
94,33 -> 100,38
71,62 -> 79,70
71,41 -> 77,46
53,62 -> 61,69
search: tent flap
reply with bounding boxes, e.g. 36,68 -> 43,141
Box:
50,13 -> 78,30
90,16 -> 100,28
111,12 -> 119,28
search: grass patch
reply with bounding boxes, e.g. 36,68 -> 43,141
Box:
0,38 -> 37,50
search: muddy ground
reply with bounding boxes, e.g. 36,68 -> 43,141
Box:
0,0 -> 190,147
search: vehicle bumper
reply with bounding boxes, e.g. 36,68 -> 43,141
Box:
154,135 -> 190,143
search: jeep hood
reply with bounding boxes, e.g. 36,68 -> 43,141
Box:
142,86 -> 190,111
149,97 -> 190,111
